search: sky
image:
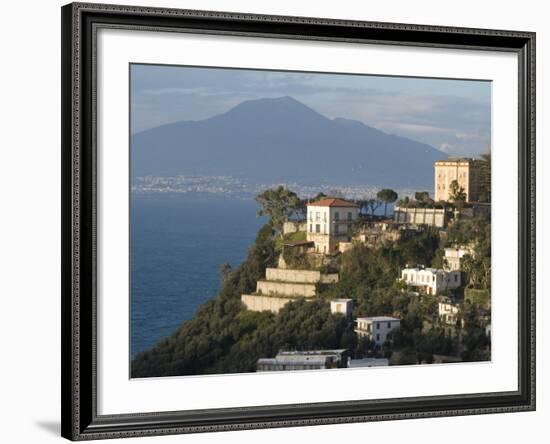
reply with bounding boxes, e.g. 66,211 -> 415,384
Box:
130,64 -> 491,158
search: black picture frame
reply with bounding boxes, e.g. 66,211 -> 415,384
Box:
61,2 -> 536,440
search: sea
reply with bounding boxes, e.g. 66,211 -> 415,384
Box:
130,194 -> 266,359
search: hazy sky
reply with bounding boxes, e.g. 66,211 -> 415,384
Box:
131,64 -> 491,157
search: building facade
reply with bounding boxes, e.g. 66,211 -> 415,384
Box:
354,316 -> 401,347
257,349 -> 347,371
330,298 -> 353,320
306,198 -> 359,254
444,246 -> 474,271
434,158 -> 481,202
401,267 -> 461,295
393,206 -> 447,228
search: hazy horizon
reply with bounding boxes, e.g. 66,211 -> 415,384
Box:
131,64 -> 491,158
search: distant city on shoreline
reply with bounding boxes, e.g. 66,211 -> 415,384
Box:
131,174 -> 420,202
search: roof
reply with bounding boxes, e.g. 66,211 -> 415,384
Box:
435,157 -> 475,164
258,357 -> 329,366
402,267 -> 456,274
306,198 -> 359,208
277,349 -> 347,356
356,316 -> 400,322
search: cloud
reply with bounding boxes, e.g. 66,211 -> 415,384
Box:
131,65 -> 491,157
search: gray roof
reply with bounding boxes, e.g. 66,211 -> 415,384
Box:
356,316 -> 400,322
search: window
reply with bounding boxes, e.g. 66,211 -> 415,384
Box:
316,212 -> 320,222
309,224 -> 312,233
376,322 -> 380,330
454,274 -> 458,282
323,212 -> 327,222
347,212 -> 352,221
315,224 -> 320,233
376,334 -> 380,341
347,224 -> 352,232
323,223 -> 326,233
334,225 -> 339,234
387,322 -> 391,328
334,211 -> 340,221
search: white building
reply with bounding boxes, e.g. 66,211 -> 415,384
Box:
257,349 -> 347,371
348,358 -> 389,367
444,246 -> 474,271
306,198 -> 359,254
438,301 -> 461,325
354,316 -> 401,347
330,299 -> 353,319
401,267 -> 461,295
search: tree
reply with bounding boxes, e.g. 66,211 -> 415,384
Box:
357,198 -> 381,218
255,186 -> 300,236
366,199 -> 383,217
376,189 -> 398,218
397,196 -> 410,207
414,191 -> 430,203
478,154 -> 491,203
449,180 -> 466,204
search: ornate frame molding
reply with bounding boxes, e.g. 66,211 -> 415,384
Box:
61,2 -> 535,440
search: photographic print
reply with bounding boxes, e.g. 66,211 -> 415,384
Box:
130,64 -> 492,378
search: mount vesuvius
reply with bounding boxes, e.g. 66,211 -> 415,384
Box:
131,96 -> 447,189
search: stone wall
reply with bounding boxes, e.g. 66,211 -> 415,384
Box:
265,268 -> 338,284
256,280 -> 316,298
282,221 -> 307,235
241,294 -> 298,313
394,206 -> 446,228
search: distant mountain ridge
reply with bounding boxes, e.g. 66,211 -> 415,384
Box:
131,96 -> 446,189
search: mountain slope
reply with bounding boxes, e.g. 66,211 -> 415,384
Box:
131,96 -> 446,189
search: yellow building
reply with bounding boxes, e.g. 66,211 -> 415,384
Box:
434,158 -> 481,202
306,198 -> 359,254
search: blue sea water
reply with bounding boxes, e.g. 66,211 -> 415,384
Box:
130,194 -> 265,359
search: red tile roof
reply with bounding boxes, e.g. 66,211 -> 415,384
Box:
306,198 -> 359,208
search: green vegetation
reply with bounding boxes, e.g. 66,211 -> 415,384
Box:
447,217 -> 491,290
133,187 -> 491,377
376,189 -> 398,217
478,154 -> 491,203
256,186 -> 302,236
282,246 -> 318,270
284,231 -> 307,243
449,180 -> 467,203
464,288 -> 490,307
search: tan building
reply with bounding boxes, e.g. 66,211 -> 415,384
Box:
306,198 -> 359,254
434,158 -> 481,202
444,246 -> 474,271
